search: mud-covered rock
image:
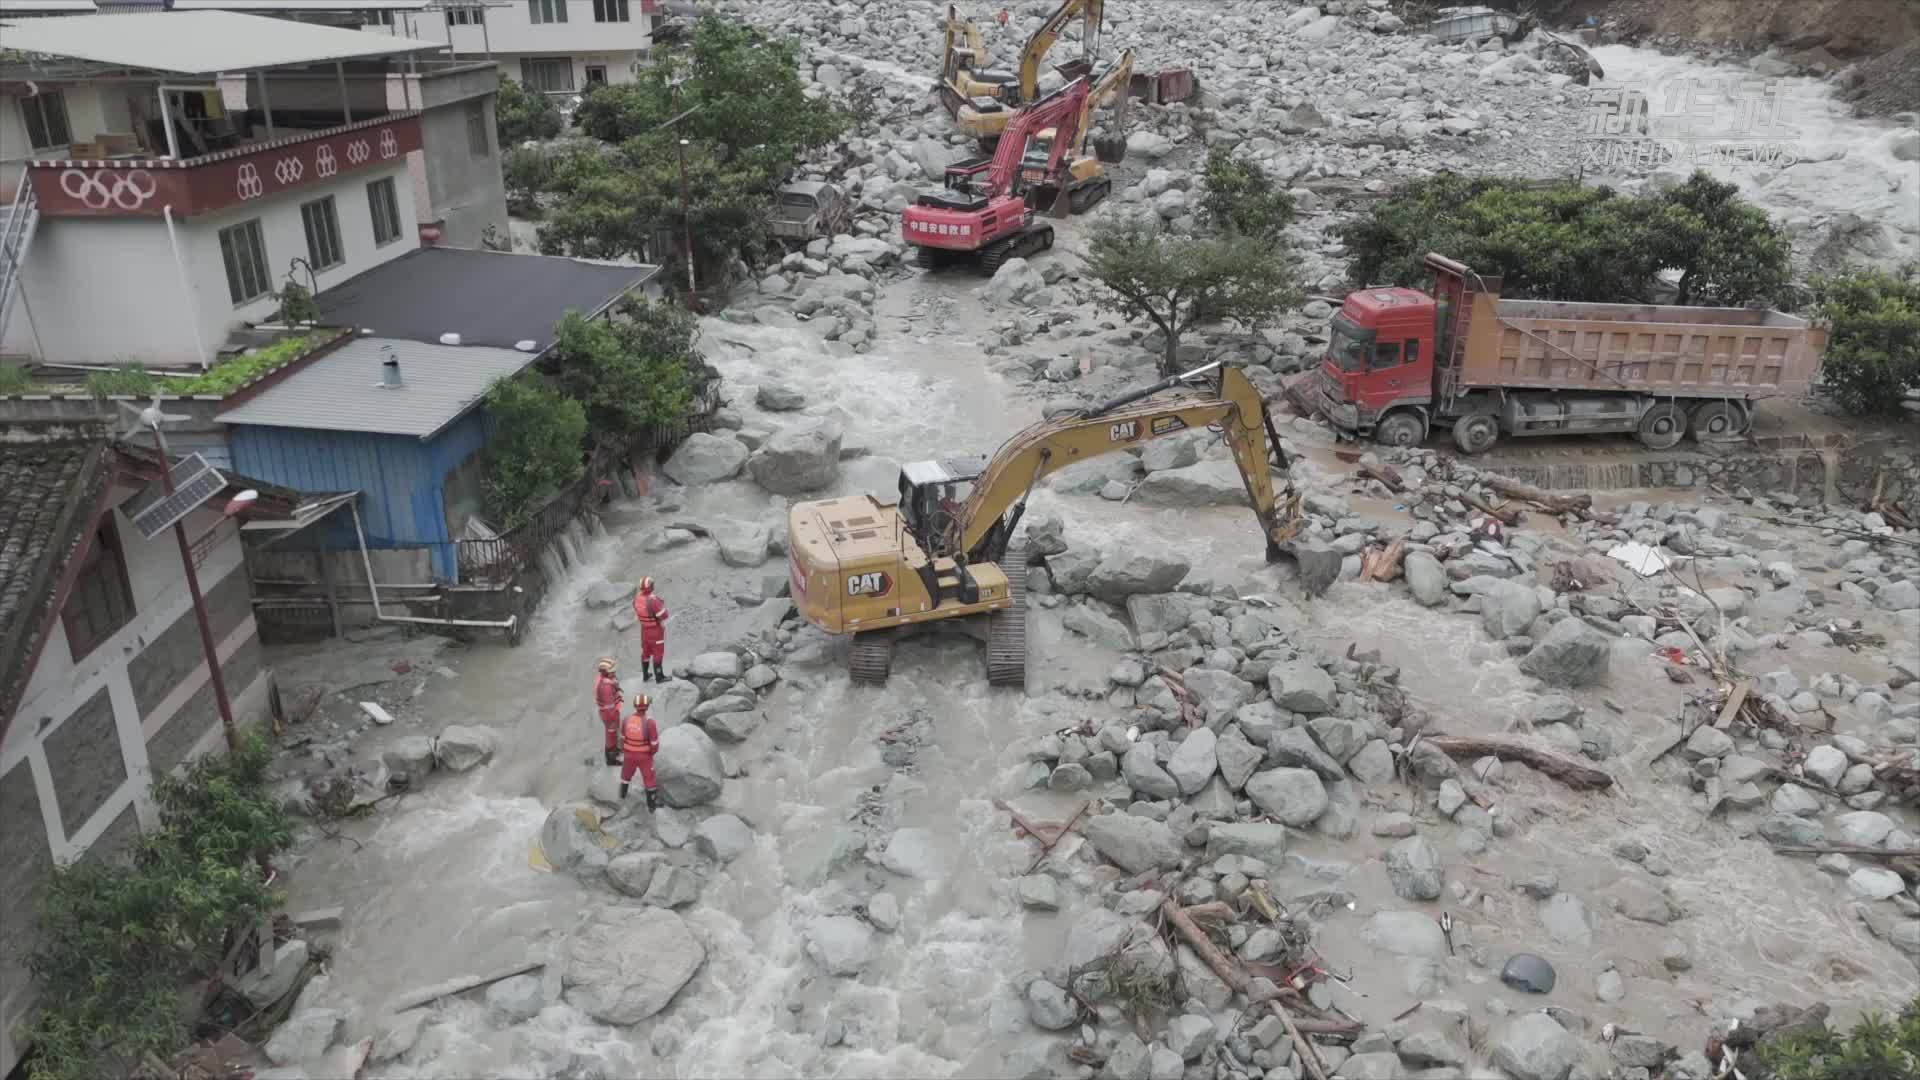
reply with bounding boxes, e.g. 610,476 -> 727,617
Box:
655,726 -> 724,807
562,906 -> 705,1024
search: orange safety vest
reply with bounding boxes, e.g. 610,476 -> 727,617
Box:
622,710 -> 659,754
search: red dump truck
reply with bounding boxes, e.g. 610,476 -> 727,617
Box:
1286,253 -> 1828,453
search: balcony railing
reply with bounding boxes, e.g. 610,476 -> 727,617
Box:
25,113 -> 423,220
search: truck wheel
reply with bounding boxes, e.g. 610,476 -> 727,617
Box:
1451,413 -> 1499,455
1636,404 -> 1685,450
1688,401 -> 1746,441
1374,412 -> 1424,448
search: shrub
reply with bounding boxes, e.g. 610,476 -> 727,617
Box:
1199,146 -> 1295,242
548,298 -> 698,434
179,334 -> 320,394
28,733 -> 293,1080
1811,263 -> 1920,417
482,373 -> 587,528
496,77 -> 562,145
84,365 -> 160,398
1754,998 -> 1920,1080
0,364 -> 34,394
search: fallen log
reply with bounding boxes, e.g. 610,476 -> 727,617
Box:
384,960 -> 544,1014
1772,845 -> 1920,859
1361,536 -> 1408,582
1357,464 -> 1405,493
1162,899 -> 1333,1080
1423,734 -> 1614,790
1461,493 -> 1521,527
1482,474 -> 1593,515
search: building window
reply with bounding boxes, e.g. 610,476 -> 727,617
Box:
466,101 -> 491,157
593,0 -> 628,22
527,0 -> 567,24
520,57 -> 575,94
584,65 -> 608,85
62,518 -> 135,662
21,89 -> 73,152
218,219 -> 271,305
367,177 -> 403,246
300,196 -> 345,270
448,5 -> 484,24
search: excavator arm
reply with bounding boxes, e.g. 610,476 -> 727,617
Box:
1015,0 -> 1104,103
949,362 -> 1298,563
1063,47 -> 1132,158
942,4 -> 990,83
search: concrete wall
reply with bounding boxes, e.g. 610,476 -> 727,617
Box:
2,162 -> 417,365
0,491 -> 274,1075
387,66 -> 511,249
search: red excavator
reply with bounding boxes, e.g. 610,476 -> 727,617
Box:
902,75 -> 1091,273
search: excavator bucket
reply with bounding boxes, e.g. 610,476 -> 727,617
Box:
1093,132 -> 1127,164
1049,184 -> 1074,219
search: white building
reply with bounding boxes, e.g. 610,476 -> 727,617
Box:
397,0 -> 662,96
0,9 -> 515,367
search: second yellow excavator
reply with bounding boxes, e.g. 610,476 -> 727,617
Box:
786,362 -> 1304,687
941,0 -> 1105,148
1021,47 -> 1132,214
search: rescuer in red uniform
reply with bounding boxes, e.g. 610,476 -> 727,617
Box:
593,657 -> 622,766
633,577 -> 669,682
619,693 -> 661,809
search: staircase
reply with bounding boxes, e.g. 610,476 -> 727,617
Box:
1,169 -> 42,353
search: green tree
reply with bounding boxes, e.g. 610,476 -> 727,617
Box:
496,76 -> 562,145
482,373 -> 587,527
28,734 -> 292,1080
547,297 -> 698,434
1084,218 -> 1303,376
1198,147 -> 1295,242
502,143 -> 555,215
1652,172 -> 1792,305
536,138 -> 775,272
1811,263 -> 1920,417
1754,998 -> 1920,1080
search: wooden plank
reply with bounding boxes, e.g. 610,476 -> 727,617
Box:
1714,680 -> 1750,731
383,960 -> 544,1014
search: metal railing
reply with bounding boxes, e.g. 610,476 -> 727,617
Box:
0,166 -> 39,350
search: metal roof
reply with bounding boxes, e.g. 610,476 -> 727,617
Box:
0,0 -> 433,11
216,337 -> 537,439
0,10 -> 447,75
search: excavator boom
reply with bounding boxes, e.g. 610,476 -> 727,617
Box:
1017,0 -> 1104,102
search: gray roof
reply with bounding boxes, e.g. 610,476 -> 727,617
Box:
0,10 -> 446,75
314,247 -> 661,351
216,337 -> 535,439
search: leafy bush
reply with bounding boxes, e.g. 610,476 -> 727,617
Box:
0,364 -> 35,393
482,373 -> 587,528
503,143 -> 555,215
28,733 -> 292,1080
1199,147 -> 1295,242
276,281 -> 320,325
549,297 -> 698,434
84,365 -> 160,398
496,77 -> 562,145
179,334 -> 321,394
1811,263 -> 1920,417
1336,171 -> 1790,306
1754,998 -> 1920,1080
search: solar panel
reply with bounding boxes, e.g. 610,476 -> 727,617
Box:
131,455 -> 225,540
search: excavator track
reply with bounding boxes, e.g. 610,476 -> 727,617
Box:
978,225 -> 1054,275
1068,177 -> 1112,213
986,543 -> 1030,688
849,632 -> 893,687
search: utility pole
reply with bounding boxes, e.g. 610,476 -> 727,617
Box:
150,419 -> 239,753
669,73 -> 698,311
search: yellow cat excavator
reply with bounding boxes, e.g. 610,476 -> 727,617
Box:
1022,47 -> 1133,215
941,0 -> 1105,148
787,362 -> 1304,687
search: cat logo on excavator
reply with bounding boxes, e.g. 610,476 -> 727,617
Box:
848,571 -> 893,597
1108,420 -> 1138,442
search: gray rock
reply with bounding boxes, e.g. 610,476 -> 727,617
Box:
688,651 -> 743,679
1608,878 -> 1676,924
864,892 -> 900,932
1215,730 -> 1263,791
1245,768 -> 1328,826
235,939 -> 309,1009
1519,617 -> 1612,687
755,382 -> 806,412
655,725 -> 724,808
1063,602 -> 1136,649
1612,1034 -> 1673,1070
1107,1032 -> 1152,1080
1405,551 -> 1447,607
1875,579 -> 1920,610
1803,744 -> 1849,787
1126,593 -> 1195,635
713,522 -> 772,568
747,423 -> 842,494
1771,783 -> 1823,817
585,580 -> 637,609
1481,580 -> 1542,640
705,708 -> 764,742
1123,742 -> 1181,801
434,725 -> 495,771
1758,812 -> 1826,846
1849,866 -> 1906,900
541,804 -> 614,875
806,915 -> 876,976
264,1008 -> 339,1066
1268,662 -> 1337,714
605,852 -> 664,897
1133,460 -> 1253,507
1166,728 -> 1219,795
1490,1012 -> 1580,1080
1360,910 -> 1447,957
368,1009 -> 425,1064
381,736 -> 436,780
1018,874 -> 1060,910
693,814 -> 754,863
1308,715 -> 1370,763
1147,1045 -> 1183,1080
1025,978 -> 1078,1031
1385,836 -> 1444,900
1270,727 -> 1346,781
1166,1014 -> 1216,1062
1834,811 -> 1896,847
1684,725 -> 1735,760
642,865 -> 702,908
1182,668 -> 1258,722
1086,552 -> 1191,603
1348,738 -> 1396,784
485,973 -> 547,1022
1084,812 -> 1183,874
562,907 -> 705,1024
1540,892 -> 1593,945
877,826 -> 942,879
664,432 -> 750,484
1023,511 -> 1068,556
1336,1052 -> 1403,1079
1207,822 -> 1289,864
1397,1029 -> 1467,1067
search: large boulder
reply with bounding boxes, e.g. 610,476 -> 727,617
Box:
1206,822 -> 1288,863
1045,548 -> 1102,595
562,906 -> 705,1024
693,814 -> 754,863
1062,602 -> 1136,650
1385,836 -> 1444,900
747,423 -> 843,494
1165,728 -> 1219,795
654,725 -> 724,808
1084,812 -> 1183,874
806,915 -> 876,976
688,651 -> 743,679
1245,768 -> 1328,826
986,257 -> 1045,307
1519,618 -> 1612,687
1086,552 -> 1191,603
1125,593 -> 1194,635
1182,669 -> 1257,723
1268,727 -> 1344,781
585,580 -> 637,609
1022,511 -> 1068,556
1214,730 -> 1263,791
540,804 -> 616,874
380,737 -> 436,782
1481,580 -> 1542,640
264,1008 -> 340,1066
1268,662 -> 1337,715
1126,130 -> 1174,159
1490,1012 -> 1581,1080
433,725 -> 495,771
1133,460 -> 1253,507
664,433 -> 749,485
1405,551 -> 1447,607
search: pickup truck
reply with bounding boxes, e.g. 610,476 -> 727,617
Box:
1286,252 -> 1828,453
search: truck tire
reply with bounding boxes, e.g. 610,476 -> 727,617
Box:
1688,401 -> 1747,441
1374,412 -> 1425,448
1636,404 -> 1685,450
1451,413 -> 1499,455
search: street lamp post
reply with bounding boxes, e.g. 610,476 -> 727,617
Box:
147,418 -> 241,753
667,73 -> 699,311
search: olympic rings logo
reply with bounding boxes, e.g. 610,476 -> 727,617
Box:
273,156 -> 304,185
347,139 -> 371,164
378,128 -> 398,159
236,163 -> 264,199
315,145 -> 339,178
58,168 -> 157,210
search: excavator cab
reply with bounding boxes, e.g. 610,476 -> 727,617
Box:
897,457 -> 988,553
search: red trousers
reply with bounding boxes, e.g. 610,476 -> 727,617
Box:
599,709 -> 621,751
639,629 -> 665,664
621,749 -> 657,789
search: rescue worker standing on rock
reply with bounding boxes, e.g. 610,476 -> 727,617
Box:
619,692 -> 661,809
593,658 -> 623,766
633,577 -> 669,682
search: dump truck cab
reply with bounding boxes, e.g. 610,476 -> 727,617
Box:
771,181 -> 850,245
1295,287 -> 1436,441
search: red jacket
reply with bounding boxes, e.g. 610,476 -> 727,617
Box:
595,673 -> 622,720
634,593 -> 669,636
622,710 -> 660,755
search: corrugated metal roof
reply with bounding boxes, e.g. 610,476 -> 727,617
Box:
0,10 -> 447,75
216,337 -> 535,439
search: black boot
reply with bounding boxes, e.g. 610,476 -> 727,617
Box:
604,748 -> 619,766
652,661 -> 667,683
619,781 -> 629,799
645,788 -> 660,811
